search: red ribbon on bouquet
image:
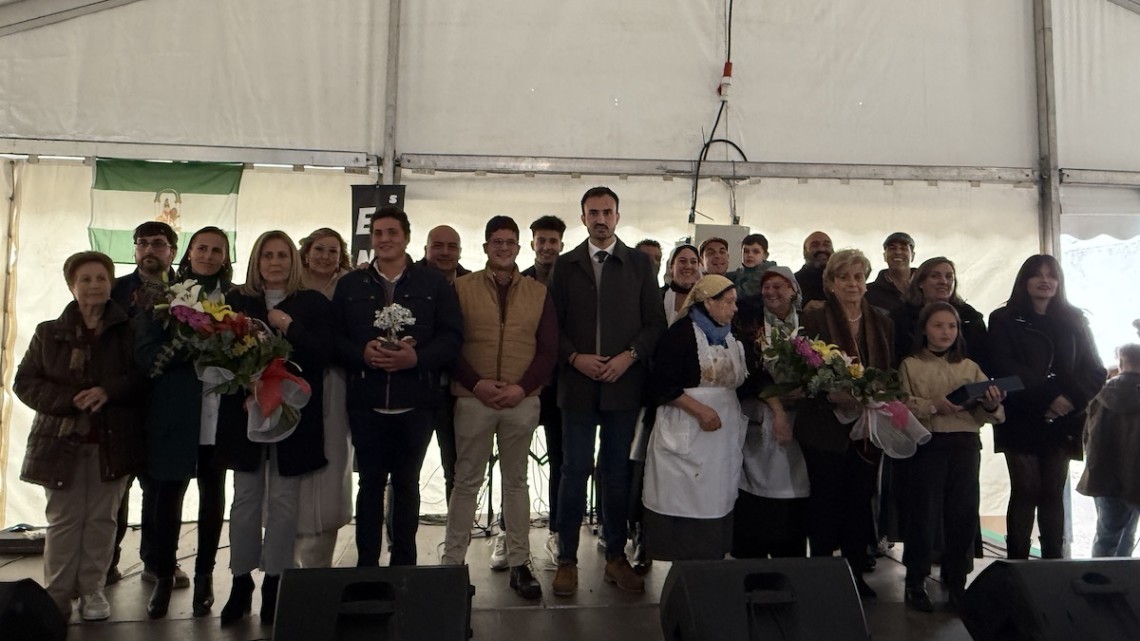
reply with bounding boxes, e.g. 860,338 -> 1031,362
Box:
250,357 -> 311,418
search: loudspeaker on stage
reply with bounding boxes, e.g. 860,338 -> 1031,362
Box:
960,559 -> 1140,641
273,565 -> 474,641
659,557 -> 870,641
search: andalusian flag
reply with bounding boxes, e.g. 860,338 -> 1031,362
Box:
90,159 -> 242,263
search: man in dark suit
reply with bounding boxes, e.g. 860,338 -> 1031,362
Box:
549,187 -> 667,596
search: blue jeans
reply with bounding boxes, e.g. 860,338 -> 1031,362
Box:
1092,496 -> 1140,557
556,408 -> 640,563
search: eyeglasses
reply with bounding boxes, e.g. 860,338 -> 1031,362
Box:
135,239 -> 171,250
488,239 -> 518,249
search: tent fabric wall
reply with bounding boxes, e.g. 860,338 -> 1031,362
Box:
0,0 -> 386,154
1055,0 -> 1140,172
398,0 -> 1038,165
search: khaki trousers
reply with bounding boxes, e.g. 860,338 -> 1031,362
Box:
442,397 -> 539,566
42,444 -> 129,614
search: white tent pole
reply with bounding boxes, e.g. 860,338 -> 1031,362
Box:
1033,0 -> 1061,256
381,0 -> 402,185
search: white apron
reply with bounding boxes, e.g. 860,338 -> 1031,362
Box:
643,326 -> 748,519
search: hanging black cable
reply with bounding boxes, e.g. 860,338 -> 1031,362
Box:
689,0 -> 743,223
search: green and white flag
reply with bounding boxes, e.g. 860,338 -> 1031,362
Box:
90,159 -> 242,263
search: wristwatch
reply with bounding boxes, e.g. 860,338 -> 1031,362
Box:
628,347 -> 639,361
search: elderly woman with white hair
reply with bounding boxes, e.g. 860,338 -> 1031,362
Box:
642,275 -> 748,560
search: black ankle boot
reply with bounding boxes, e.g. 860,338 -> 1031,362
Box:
260,574 -> 280,624
220,573 -> 255,626
147,577 -> 175,619
192,574 -> 214,617
904,582 -> 934,612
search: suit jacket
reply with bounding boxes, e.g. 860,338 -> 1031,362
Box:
549,238 -> 666,412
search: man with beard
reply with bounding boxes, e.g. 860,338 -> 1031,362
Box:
866,232 -> 916,316
107,221 -> 180,587
549,187 -> 666,596
522,215 -> 567,564
794,231 -> 834,308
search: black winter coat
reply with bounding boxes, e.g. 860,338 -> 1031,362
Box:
987,306 -> 1105,459
215,289 -> 331,476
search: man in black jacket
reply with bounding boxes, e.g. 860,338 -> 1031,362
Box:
107,221 -> 179,587
333,206 -> 463,567
549,187 -> 666,596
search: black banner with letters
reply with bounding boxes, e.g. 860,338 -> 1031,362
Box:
351,184 -> 406,266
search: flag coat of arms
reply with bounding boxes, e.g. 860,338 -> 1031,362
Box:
90,159 -> 242,263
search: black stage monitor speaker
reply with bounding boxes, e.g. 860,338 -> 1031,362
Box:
272,566 -> 473,641
0,578 -> 67,641
960,559 -> 1140,641
659,557 -> 870,641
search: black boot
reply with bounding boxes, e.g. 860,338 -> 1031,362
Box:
260,574 -> 280,625
146,577 -> 174,619
220,573 -> 254,626
904,582 -> 934,612
192,574 -> 214,617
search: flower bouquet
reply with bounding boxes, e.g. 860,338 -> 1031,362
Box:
759,327 -> 929,459
374,303 -> 417,349
146,278 -> 311,438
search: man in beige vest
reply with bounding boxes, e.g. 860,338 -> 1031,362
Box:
441,215 -> 558,599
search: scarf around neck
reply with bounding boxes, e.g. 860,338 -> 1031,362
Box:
689,305 -> 731,347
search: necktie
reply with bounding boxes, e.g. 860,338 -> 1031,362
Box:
595,251 -> 609,264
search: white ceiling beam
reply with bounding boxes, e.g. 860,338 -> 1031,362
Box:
0,0 -> 145,38
1061,169 -> 1140,187
0,137 -> 376,168
399,153 -> 1035,185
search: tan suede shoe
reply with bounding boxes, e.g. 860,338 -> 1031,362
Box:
552,562 -> 578,596
604,557 -> 645,593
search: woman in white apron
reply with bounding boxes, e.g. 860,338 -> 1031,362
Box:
643,275 -> 748,560
731,266 -> 811,558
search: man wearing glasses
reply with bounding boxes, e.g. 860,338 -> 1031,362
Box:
441,216 -> 557,599
106,221 -> 180,586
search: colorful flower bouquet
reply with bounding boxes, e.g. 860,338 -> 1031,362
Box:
147,279 -> 311,438
758,327 -> 930,458
374,303 -> 416,349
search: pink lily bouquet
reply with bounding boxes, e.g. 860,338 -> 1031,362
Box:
146,279 -> 311,439
758,327 -> 930,458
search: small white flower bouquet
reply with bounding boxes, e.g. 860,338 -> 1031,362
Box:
373,303 -> 417,349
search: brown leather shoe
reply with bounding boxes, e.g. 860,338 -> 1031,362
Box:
552,562 -> 578,596
604,557 -> 645,593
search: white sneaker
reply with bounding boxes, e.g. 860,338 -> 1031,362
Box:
80,590 -> 111,621
489,532 -> 509,571
544,533 -> 560,566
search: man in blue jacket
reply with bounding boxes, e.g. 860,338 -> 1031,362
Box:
333,205 -> 463,566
